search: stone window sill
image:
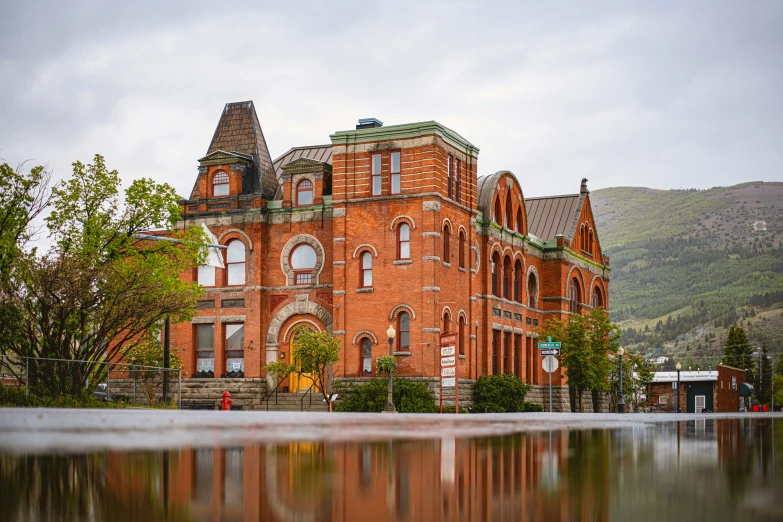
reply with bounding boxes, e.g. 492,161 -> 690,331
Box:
443,262 -> 451,268
458,267 -> 466,273
356,288 -> 374,293
393,260 -> 413,266
459,354 -> 466,359
394,351 -> 412,356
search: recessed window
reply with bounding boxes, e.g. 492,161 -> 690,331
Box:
528,273 -> 538,308
591,286 -> 603,308
291,244 -> 317,285
454,158 -> 461,203
443,311 -> 451,334
390,152 -> 401,194
491,252 -> 500,297
297,179 -> 313,206
569,278 -> 581,313
458,231 -> 465,269
443,226 -> 450,263
212,171 -> 229,197
371,153 -> 382,196
494,198 -> 502,225
503,256 -> 511,299
516,208 -> 523,233
225,324 -> 244,376
447,156 -> 453,200
361,338 -> 373,375
360,251 -> 373,287
198,265 -> 215,287
514,260 -> 523,302
397,223 -> 410,260
397,312 -> 410,352
458,316 -> 466,356
195,325 -> 215,376
226,240 -> 246,286
505,197 -> 512,229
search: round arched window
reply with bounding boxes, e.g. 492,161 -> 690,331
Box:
291,244 -> 317,285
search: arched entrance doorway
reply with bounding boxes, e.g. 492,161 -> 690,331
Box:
288,325 -> 318,393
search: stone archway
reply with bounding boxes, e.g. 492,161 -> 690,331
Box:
265,295 -> 333,388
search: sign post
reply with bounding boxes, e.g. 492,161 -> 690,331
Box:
539,336 -> 561,413
440,332 -> 458,414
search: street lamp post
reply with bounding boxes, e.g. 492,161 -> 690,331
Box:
675,362 -> 681,414
618,348 -> 626,413
383,324 -> 397,413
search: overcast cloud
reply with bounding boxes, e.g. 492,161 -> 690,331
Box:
1,1 -> 782,198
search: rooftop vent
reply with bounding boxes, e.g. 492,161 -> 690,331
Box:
356,117 -> 383,130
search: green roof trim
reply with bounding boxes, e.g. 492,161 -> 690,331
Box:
330,121 -> 479,156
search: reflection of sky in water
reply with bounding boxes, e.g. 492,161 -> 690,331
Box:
0,418 -> 781,521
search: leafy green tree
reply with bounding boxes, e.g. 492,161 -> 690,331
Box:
0,155 -> 207,393
0,162 -> 51,280
538,308 -> 619,412
291,330 -> 341,412
125,331 -> 184,406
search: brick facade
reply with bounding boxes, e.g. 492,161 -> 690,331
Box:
168,102 -> 611,392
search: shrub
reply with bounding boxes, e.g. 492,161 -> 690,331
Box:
441,405 -> 470,414
472,374 -> 533,413
0,385 -> 108,408
335,378 -> 438,413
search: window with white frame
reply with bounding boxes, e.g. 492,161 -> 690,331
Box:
225,323 -> 244,375
226,240 -> 246,286
371,153 -> 382,196
196,325 -> 215,376
390,152 -> 401,194
198,265 -> 216,287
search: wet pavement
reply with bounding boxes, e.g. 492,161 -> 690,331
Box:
1,411 -> 782,521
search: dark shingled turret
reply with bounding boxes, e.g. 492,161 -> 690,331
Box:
206,101 -> 276,199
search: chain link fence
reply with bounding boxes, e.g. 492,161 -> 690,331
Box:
0,355 -> 182,408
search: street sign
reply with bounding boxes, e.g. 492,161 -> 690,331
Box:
441,367 -> 456,377
542,355 -> 559,373
442,377 -> 456,388
441,346 -> 456,357
540,348 -> 560,356
441,356 -> 456,367
538,341 -> 561,349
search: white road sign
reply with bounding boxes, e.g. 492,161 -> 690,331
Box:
441,367 -> 456,377
442,377 -> 456,387
441,356 -> 456,367
542,355 -> 559,373
441,346 -> 456,357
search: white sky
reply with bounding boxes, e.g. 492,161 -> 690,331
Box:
1,1 -> 782,198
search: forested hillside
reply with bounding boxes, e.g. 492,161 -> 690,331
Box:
590,182 -> 783,364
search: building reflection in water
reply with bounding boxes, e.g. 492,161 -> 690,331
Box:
1,419 -> 782,521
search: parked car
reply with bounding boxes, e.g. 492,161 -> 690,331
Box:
92,383 -> 113,402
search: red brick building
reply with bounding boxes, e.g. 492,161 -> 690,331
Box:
170,101 -> 610,395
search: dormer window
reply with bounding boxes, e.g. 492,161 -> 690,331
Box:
212,171 -> 229,197
297,179 -> 314,206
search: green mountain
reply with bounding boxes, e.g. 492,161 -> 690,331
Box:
590,182 -> 783,360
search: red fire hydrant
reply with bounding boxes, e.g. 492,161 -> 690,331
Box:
220,390 -> 233,411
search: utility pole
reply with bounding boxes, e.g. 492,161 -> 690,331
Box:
163,316 -> 170,403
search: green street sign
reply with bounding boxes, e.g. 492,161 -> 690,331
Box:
538,341 -> 561,349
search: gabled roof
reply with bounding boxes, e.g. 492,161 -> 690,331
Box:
524,194 -> 581,240
202,101 -> 276,198
273,145 -> 332,178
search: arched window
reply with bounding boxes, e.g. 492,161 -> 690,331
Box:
588,230 -> 595,255
458,315 -> 466,356
494,197 -> 502,225
458,231 -> 466,269
361,338 -> 373,375
443,310 -> 451,334
291,244 -> 317,285
592,286 -> 603,309
296,179 -> 313,206
360,251 -> 373,288
212,171 -> 229,197
397,223 -> 410,260
226,240 -> 246,286
397,312 -> 410,352
569,277 -> 581,314
505,197 -> 512,229
443,225 -> 450,264
447,156 -> 453,199
516,208 -> 523,234
514,260 -> 523,302
503,256 -> 511,299
528,272 -> 538,309
491,252 -> 501,297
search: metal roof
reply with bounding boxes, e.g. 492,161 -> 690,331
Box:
273,145 -> 332,179
524,194 -> 581,240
